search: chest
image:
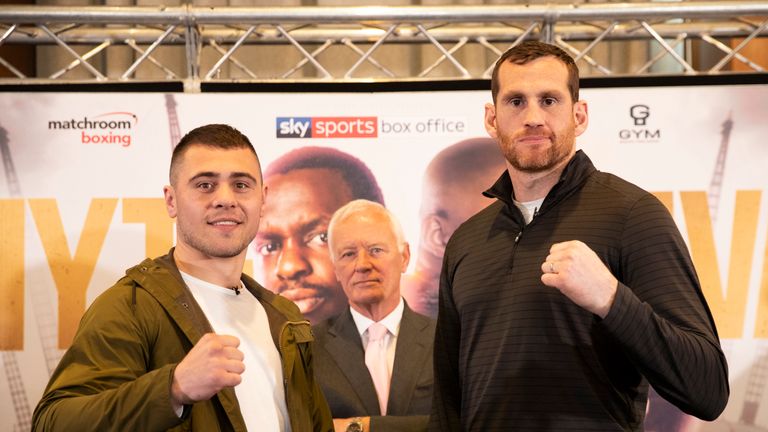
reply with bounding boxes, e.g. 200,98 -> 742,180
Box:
449,201 -> 625,326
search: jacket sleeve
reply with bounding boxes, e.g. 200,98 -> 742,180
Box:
601,192 -> 730,420
287,321 -> 334,432
370,414 -> 428,431
427,248 -> 462,432
32,285 -> 183,432
308,349 -> 335,432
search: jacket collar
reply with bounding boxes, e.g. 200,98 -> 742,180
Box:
124,249 -> 304,345
483,149 -> 596,213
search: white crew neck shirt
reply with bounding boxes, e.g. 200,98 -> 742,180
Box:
513,197 -> 545,225
181,271 -> 291,432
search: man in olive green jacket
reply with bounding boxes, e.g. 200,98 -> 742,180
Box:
32,124 -> 333,432
33,251 -> 332,432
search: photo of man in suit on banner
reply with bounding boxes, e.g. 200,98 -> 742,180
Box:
313,199 -> 435,432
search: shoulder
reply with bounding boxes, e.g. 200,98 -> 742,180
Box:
311,320 -> 332,349
447,200 -> 505,249
311,312 -> 348,342
586,171 -> 671,218
403,304 -> 437,334
87,256 -> 170,320
84,276 -> 139,321
586,171 -> 656,203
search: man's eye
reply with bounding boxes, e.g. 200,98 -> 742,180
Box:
542,97 -> 557,106
257,241 -> 281,255
307,232 -> 328,247
197,182 -> 214,191
234,182 -> 249,190
510,98 -> 523,107
370,247 -> 384,255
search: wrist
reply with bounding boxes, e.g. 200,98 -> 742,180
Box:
170,371 -> 193,406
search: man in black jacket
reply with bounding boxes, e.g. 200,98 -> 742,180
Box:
429,41 -> 729,431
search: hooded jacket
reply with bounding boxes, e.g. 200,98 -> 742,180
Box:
33,250 -> 333,432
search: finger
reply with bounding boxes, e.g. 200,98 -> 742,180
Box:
197,332 -> 216,343
218,371 -> 243,388
216,334 -> 241,347
540,272 -> 559,288
541,261 -> 556,274
545,248 -> 569,264
549,240 -> 583,254
224,359 -> 246,375
548,241 -> 569,253
222,346 -> 245,361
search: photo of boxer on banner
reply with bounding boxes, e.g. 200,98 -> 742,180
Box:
403,137 -> 506,318
253,146 -> 385,324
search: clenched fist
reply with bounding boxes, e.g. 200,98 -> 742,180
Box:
540,240 -> 618,319
170,333 -> 245,410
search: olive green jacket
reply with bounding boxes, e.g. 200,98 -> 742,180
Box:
32,250 -> 333,432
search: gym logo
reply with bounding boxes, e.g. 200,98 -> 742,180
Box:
619,104 -> 661,142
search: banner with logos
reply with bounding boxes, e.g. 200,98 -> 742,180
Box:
1,83 -> 767,431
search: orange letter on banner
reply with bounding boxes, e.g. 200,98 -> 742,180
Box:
29,198 -> 117,348
242,259 -> 253,279
122,198 -> 174,259
753,223 -> 768,337
0,200 -> 24,350
651,191 -> 673,214
680,190 -> 761,338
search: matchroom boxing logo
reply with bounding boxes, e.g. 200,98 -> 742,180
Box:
48,112 -> 138,147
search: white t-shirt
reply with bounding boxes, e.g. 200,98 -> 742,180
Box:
181,271 -> 291,432
514,197 -> 545,225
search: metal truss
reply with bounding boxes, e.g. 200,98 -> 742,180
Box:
1,2 -> 767,89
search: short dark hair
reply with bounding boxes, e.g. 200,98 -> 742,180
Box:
170,124 -> 259,184
491,41 -> 580,104
265,146 -> 384,205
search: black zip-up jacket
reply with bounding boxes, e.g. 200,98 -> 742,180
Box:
429,150 -> 729,431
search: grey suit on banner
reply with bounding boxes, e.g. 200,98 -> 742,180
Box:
312,303 -> 435,432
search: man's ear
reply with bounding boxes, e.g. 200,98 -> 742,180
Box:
400,242 -> 411,273
163,185 -> 177,218
484,102 -> 499,139
573,100 -> 589,137
421,214 -> 449,259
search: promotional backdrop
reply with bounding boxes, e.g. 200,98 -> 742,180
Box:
1,83 -> 767,431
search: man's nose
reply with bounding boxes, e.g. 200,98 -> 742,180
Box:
276,240 -> 311,281
212,185 -> 236,208
354,251 -> 373,272
524,104 -> 545,128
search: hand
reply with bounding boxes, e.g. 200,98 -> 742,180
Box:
540,240 -> 618,318
170,333 -> 245,410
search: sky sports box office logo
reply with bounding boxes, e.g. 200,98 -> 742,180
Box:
277,117 -> 377,138
276,116 -> 467,138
